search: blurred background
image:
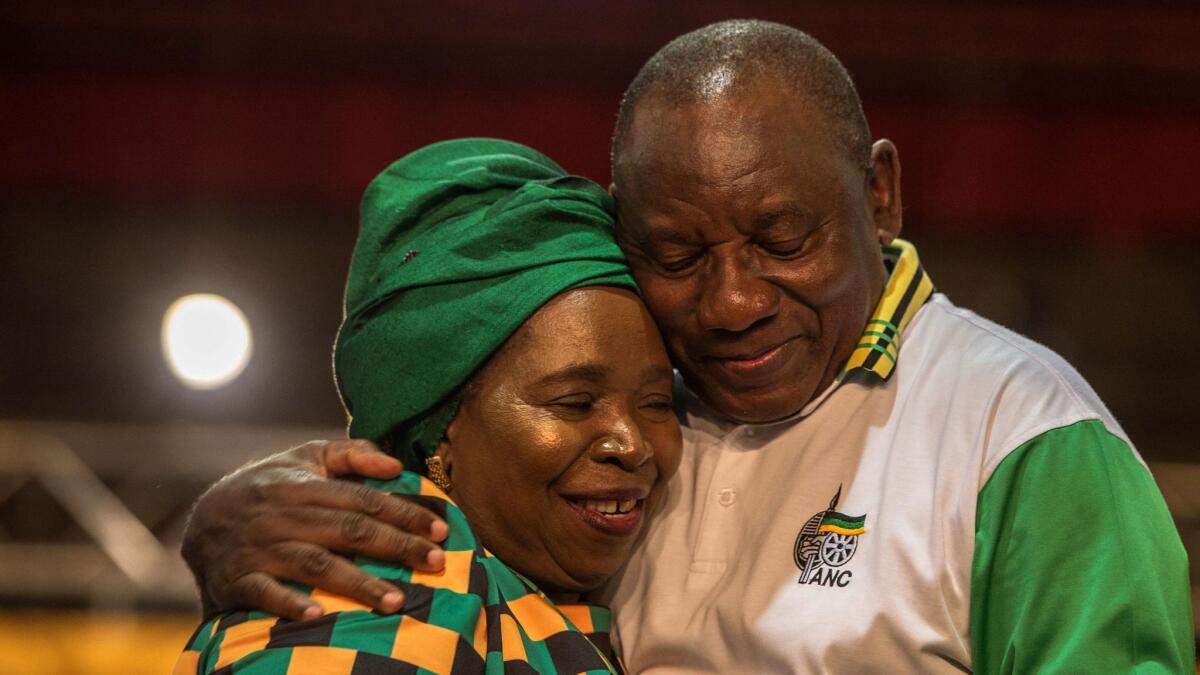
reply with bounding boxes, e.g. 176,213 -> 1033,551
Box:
1,2 -> 1197,673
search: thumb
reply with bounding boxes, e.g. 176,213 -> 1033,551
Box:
320,439 -> 403,479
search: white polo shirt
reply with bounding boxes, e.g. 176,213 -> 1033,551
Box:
605,240 -> 1192,673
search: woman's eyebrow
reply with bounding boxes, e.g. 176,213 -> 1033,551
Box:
532,363 -> 609,387
531,363 -> 673,388
641,365 -> 675,387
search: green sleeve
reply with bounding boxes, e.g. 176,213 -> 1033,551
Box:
971,419 -> 1194,673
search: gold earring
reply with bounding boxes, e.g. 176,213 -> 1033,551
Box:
426,456 -> 452,493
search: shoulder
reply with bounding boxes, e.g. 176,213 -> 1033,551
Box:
186,584 -> 490,675
899,294 -> 1132,472
184,602 -> 488,674
907,294 -> 1107,409
184,471 -> 491,674
969,420 -> 1192,672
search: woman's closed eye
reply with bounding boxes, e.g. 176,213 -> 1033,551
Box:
548,393 -> 594,413
639,394 -> 674,419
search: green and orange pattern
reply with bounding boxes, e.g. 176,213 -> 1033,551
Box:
175,472 -> 623,675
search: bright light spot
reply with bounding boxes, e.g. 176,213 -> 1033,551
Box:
698,63 -> 736,99
162,294 -> 253,389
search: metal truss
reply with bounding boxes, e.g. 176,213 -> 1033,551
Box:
0,421 -> 339,610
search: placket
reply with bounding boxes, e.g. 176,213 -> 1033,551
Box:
686,426 -> 761,590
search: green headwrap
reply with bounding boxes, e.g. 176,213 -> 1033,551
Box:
334,138 -> 638,470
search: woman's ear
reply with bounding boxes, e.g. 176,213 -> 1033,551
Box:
433,413 -> 460,468
426,415 -> 460,494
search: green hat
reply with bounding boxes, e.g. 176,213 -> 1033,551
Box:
334,138 -> 637,470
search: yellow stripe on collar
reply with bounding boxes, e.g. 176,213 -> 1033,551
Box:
840,239 -> 934,381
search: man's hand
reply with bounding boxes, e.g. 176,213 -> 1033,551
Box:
181,439 -> 448,621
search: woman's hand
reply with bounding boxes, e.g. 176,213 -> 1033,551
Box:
181,439 -> 448,621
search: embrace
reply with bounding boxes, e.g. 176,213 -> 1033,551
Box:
176,20 -> 1192,674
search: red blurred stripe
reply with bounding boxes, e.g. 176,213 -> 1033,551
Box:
2,75 -> 1193,236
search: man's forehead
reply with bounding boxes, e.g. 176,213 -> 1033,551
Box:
617,128 -> 845,205
617,93 -> 842,178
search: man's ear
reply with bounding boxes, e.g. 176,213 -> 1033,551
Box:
867,139 -> 903,245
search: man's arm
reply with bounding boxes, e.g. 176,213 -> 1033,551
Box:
181,439 -> 448,620
971,419 -> 1194,673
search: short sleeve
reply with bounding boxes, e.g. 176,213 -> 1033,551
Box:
971,419 -> 1194,673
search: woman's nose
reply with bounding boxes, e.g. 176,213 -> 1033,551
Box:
590,424 -> 652,470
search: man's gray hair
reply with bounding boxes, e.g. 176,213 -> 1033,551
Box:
612,19 -> 872,171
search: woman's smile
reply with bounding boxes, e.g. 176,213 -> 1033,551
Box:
564,497 -> 644,536
560,484 -> 652,537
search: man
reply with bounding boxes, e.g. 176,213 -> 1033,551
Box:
182,20 -> 1193,672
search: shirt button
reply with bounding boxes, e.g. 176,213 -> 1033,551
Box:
718,487 -> 737,506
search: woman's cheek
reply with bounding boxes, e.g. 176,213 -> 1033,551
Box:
500,415 -> 586,478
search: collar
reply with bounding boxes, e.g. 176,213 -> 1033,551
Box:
838,238 -> 934,381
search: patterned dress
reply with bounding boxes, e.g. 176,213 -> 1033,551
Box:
175,472 -> 624,674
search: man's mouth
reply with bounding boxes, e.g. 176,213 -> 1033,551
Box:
709,336 -> 804,381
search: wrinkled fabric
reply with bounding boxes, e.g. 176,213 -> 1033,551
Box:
334,138 -> 636,469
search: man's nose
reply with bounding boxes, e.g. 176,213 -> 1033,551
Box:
695,252 -> 780,332
590,419 -> 652,471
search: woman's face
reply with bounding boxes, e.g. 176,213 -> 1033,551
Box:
439,286 -> 682,598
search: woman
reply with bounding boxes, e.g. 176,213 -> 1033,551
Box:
175,138 -> 682,674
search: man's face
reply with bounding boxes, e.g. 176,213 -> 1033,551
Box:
614,83 -> 895,423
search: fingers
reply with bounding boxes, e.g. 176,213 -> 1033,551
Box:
263,543 -> 406,615
316,440 -> 402,480
263,479 -> 448,544
185,439 -> 448,620
221,572 -> 326,622
256,505 -> 446,571
221,547 -> 408,620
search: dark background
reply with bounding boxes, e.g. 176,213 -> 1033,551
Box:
0,2 -> 1196,670
4,2 -> 1199,457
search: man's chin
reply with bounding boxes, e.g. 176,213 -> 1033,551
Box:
679,340 -> 832,423
697,380 -> 819,425
718,397 -> 807,425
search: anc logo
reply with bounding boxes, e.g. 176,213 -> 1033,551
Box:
793,486 -> 866,587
